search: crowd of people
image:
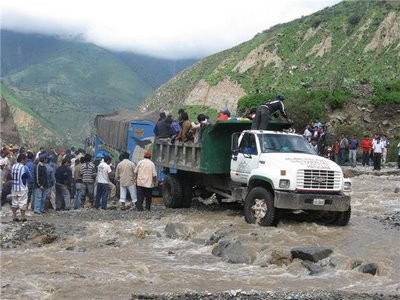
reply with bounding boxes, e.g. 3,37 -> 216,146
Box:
0,145 -> 157,222
302,123 -> 398,170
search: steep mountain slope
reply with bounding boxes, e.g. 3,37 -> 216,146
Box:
0,30 -> 196,146
141,1 -> 400,115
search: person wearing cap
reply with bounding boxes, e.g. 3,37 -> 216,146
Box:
115,151 -> 137,210
251,94 -> 292,130
134,152 -> 157,211
217,109 -> 231,121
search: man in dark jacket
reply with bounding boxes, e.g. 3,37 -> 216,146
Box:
154,113 -> 173,138
251,94 -> 292,130
55,158 -> 72,210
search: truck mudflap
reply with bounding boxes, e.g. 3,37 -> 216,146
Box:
274,191 -> 350,212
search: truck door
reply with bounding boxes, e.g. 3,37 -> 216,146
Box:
230,133 -> 259,184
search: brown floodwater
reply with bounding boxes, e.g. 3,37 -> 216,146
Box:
1,174 -> 399,299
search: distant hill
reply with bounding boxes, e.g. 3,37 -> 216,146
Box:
141,1 -> 399,109
0,30 -> 197,147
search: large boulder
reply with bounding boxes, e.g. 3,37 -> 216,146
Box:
212,240 -> 254,264
291,246 -> 333,262
164,222 -> 194,240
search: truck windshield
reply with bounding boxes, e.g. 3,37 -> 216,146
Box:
258,134 -> 316,154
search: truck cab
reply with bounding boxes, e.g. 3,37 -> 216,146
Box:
230,129 -> 351,226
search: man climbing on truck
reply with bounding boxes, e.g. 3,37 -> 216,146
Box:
251,94 -> 292,130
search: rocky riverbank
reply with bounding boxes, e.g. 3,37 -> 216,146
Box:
1,167 -> 399,299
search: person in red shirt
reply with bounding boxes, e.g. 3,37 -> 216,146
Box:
217,109 -> 230,121
361,134 -> 373,166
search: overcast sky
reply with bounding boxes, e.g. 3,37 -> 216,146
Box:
1,0 -> 341,59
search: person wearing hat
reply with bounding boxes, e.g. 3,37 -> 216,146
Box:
251,94 -> 292,130
133,152 -> 157,211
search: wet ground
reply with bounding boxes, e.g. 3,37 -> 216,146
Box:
1,165 -> 399,299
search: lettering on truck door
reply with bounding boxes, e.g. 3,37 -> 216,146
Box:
231,133 -> 259,183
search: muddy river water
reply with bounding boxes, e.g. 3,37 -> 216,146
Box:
1,173 -> 399,299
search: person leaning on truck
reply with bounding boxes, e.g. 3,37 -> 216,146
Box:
133,152 -> 157,211
251,94 -> 292,130
115,151 -> 137,210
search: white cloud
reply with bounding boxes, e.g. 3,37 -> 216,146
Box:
1,0 -> 341,59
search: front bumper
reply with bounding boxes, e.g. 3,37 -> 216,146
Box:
274,190 -> 350,212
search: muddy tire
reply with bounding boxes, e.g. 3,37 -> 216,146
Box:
162,175 -> 183,208
244,187 -> 278,226
334,206 -> 351,226
180,175 -> 193,208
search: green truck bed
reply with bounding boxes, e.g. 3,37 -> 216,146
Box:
153,119 -> 291,175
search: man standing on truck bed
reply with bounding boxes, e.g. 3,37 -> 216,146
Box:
251,94 -> 292,130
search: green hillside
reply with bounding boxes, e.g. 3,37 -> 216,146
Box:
0,30 -> 196,146
143,1 -> 400,110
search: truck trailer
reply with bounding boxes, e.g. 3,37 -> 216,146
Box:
153,119 -> 352,226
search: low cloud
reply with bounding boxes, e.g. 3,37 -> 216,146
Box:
1,0 -> 340,59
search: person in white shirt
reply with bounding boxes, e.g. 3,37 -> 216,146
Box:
134,152 -> 157,211
95,156 -> 112,209
372,136 -> 384,171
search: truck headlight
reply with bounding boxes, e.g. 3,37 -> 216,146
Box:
343,181 -> 352,192
279,179 -> 290,189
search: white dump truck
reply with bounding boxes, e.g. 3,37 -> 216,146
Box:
153,119 -> 352,226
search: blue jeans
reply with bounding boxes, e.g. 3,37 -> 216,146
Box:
74,182 -> 84,209
95,183 -> 109,209
55,183 -> 71,210
82,182 -> 95,205
339,149 -> 347,165
34,187 -> 51,213
349,149 -> 357,167
362,151 -> 370,166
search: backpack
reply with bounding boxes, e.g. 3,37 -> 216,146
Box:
170,122 -> 181,135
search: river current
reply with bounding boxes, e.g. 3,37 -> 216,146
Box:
1,174 -> 399,299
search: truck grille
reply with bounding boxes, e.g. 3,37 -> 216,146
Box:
297,169 -> 341,190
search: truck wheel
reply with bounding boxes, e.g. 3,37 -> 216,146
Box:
244,187 -> 278,226
334,206 -> 351,226
162,175 -> 183,208
181,176 -> 193,208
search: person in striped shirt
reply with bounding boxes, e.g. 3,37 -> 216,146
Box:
11,153 -> 31,222
80,153 -> 96,208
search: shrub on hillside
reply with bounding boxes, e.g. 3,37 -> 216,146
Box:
370,80 -> 400,105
